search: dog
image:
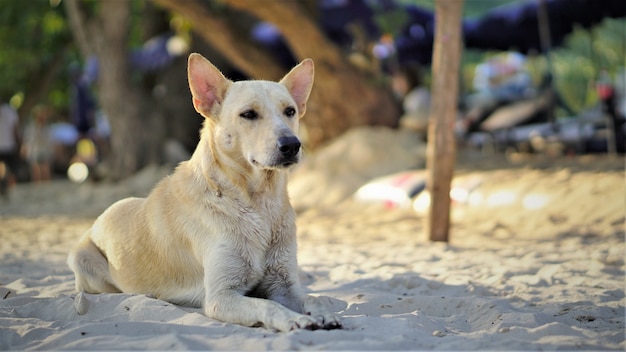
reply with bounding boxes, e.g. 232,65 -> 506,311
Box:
67,53 -> 341,332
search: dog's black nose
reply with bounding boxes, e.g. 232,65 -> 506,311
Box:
277,136 -> 301,158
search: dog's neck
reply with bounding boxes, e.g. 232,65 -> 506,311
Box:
189,135 -> 288,201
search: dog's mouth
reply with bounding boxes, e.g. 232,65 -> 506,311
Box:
250,157 -> 299,170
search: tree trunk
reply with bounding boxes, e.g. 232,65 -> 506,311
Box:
64,0 -> 145,180
97,1 -> 143,180
152,0 -> 285,80
426,0 -> 464,242
153,0 -> 400,148
63,0 -> 98,58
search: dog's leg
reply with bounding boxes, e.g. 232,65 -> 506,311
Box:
203,247 -> 322,332
205,291 -> 320,332
67,235 -> 120,294
261,267 -> 342,329
259,237 -> 342,329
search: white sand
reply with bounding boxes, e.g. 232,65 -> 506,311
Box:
1,129 -> 624,350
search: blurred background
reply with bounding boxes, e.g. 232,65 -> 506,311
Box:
0,0 -> 624,185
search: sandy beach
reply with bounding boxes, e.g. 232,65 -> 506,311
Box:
1,128 -> 624,350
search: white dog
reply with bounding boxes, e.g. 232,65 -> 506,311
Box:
68,53 -> 341,332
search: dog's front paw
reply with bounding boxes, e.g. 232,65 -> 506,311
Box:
286,314 -> 321,331
309,312 -> 342,330
302,295 -> 342,330
323,316 -> 342,330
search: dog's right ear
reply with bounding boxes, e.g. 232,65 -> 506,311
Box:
188,53 -> 231,118
280,59 -> 314,117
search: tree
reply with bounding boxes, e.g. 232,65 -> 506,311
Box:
0,1 -> 71,119
64,0 -> 143,180
153,0 -> 400,148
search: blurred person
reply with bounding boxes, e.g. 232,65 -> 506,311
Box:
23,105 -> 53,182
0,100 -> 22,196
596,70 -> 625,153
471,51 -> 532,102
614,68 -> 626,118
463,52 -> 534,132
391,62 -> 431,139
92,110 -> 111,161
48,114 -> 79,173
69,62 -> 96,138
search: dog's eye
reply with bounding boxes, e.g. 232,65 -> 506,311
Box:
284,107 -> 296,118
239,110 -> 258,120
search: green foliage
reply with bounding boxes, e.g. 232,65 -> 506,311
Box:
0,0 -> 153,117
0,0 -> 72,108
406,1 -> 625,116
372,6 -> 411,36
529,18 -> 626,115
0,0 -> 623,122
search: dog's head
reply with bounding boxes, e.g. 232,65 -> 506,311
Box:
187,53 -> 313,170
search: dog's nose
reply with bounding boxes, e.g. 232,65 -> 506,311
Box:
277,136 -> 301,158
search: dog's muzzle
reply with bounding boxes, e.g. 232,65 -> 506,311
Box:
277,135 -> 301,167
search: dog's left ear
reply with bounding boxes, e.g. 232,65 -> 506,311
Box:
280,59 -> 314,117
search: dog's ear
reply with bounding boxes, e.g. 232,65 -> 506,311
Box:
188,53 -> 231,118
280,59 -> 314,117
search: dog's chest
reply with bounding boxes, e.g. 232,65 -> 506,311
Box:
242,193 -> 290,245
202,187 -> 291,248
203,194 -> 293,291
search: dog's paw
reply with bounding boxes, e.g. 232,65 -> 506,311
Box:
310,313 -> 342,330
301,296 -> 342,330
286,315 -> 321,331
323,316 -> 342,330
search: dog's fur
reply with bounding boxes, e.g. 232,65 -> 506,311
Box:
67,53 -> 341,332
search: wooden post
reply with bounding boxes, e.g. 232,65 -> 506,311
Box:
537,0 -> 556,127
426,0 -> 464,242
